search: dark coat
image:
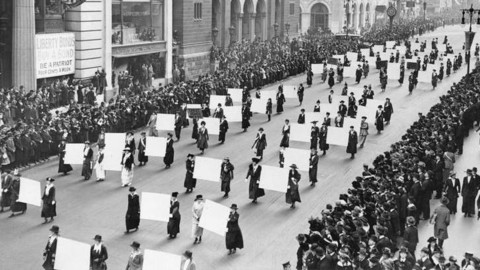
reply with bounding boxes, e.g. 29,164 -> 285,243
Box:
346,130 -> 358,154
126,193 -> 140,230
286,169 -> 301,204
90,244 -> 108,270
403,225 -> 418,253
246,164 -> 264,199
164,138 -> 174,165
226,211 -> 244,249
42,237 -> 57,270
309,153 -> 319,183
41,186 -> 56,218
184,159 -> 196,189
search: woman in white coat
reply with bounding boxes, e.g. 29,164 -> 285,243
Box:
192,195 -> 204,244
94,146 -> 105,182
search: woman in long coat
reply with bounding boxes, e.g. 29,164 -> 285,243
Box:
94,147 -> 105,181
431,70 -> 438,90
276,89 -> 286,113
221,158 -> 234,198
125,187 -> 140,233
167,192 -> 181,238
310,122 -> 319,150
184,154 -> 196,193
137,132 -> 148,166
197,122 -> 209,154
191,118 -> 199,140
286,164 -> 301,208
81,141 -> 94,180
318,124 -> 329,155
328,68 -> 335,89
0,171 -> 12,211
192,195 -> 204,244
58,140 -> 72,175
306,68 -> 313,87
121,147 -> 134,187
346,126 -> 358,159
309,149 -> 319,187
226,204 -> 244,255
252,128 -> 267,160
41,178 -> 56,223
164,133 -> 174,168
321,64 -> 328,82
375,106 -> 385,134
9,171 -> 26,217
246,158 -> 264,203
280,120 -> 290,148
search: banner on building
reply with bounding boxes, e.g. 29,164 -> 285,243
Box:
36,33 -> 75,79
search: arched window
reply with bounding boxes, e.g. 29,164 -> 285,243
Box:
310,3 -> 329,31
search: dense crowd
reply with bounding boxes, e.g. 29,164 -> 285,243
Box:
294,67 -> 480,270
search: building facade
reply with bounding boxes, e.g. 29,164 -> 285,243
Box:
0,0 -> 173,95
173,0 -> 301,80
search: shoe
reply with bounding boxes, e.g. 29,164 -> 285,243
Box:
228,250 -> 232,255
194,238 -> 198,244
125,230 -> 130,234
232,249 -> 236,254
42,219 -> 49,224
252,200 -> 257,204
198,237 -> 202,243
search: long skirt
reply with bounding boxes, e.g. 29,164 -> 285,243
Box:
58,157 -> 73,174
1,190 -> 11,207
11,200 -> 27,213
138,150 -> 148,163
286,187 -> 301,204
221,179 -> 231,193
41,203 -> 56,218
226,230 -> 244,250
280,134 -> 289,147
192,221 -> 203,238
167,217 -> 181,235
121,167 -> 133,186
95,162 -> 105,180
248,182 -> 265,199
184,172 -> 197,189
164,150 -> 174,166
81,158 -> 93,179
125,211 -> 140,230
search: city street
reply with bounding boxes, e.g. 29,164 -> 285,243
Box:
1,25 -> 479,269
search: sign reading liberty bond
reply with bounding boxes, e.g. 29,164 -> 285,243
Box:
35,33 -> 76,79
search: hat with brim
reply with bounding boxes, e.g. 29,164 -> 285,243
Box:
282,261 -> 291,267
46,177 -> 55,182
130,241 -> 140,249
129,187 -> 136,192
50,225 -> 60,234
124,147 -> 131,151
440,196 -> 449,205
187,153 -> 194,158
449,171 -> 456,177
252,157 -> 260,163
311,121 -> 318,124
289,164 -> 298,169
230,204 -> 238,210
195,195 -> 203,201
93,235 -> 102,241
427,236 -> 436,243
465,252 -> 473,258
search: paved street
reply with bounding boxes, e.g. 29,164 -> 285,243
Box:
1,25 -> 479,269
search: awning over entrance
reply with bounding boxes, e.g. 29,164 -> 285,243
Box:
112,41 -> 167,58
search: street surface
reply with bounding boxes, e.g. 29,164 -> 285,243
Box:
1,25 -> 479,269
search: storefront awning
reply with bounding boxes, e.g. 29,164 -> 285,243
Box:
112,41 -> 167,58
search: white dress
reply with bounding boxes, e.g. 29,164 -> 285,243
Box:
121,154 -> 134,186
191,201 -> 204,238
94,153 -> 105,180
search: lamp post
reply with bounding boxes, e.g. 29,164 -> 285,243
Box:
423,1 -> 426,22
461,4 -> 480,76
229,25 -> 236,45
273,22 -> 279,38
212,27 -> 219,46
285,23 -> 290,36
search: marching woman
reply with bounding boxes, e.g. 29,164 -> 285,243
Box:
137,132 -> 148,166
355,64 -> 363,84
220,157 -> 235,198
191,118 -> 199,141
431,69 -> 438,90
164,133 -> 174,168
319,123 -> 329,155
125,132 -> 136,155
383,98 -> 394,125
399,64 -> 405,85
380,67 -> 388,92
337,64 -> 344,83
306,68 -> 313,87
9,169 -> 26,217
328,68 -> 335,89
297,83 -> 304,105
276,88 -> 286,114
346,126 -> 358,159
197,121 -> 209,154
309,149 -> 319,187
252,128 -> 267,160
246,157 -> 264,203
265,98 -> 272,122
125,187 -> 140,233
408,72 -> 415,95
192,195 -> 204,244
313,100 -> 321,112
81,141 -> 94,180
310,121 -> 319,150
280,119 -> 290,148
219,115 -> 229,144
438,63 -> 445,81
184,154 -> 196,193
446,58 -> 452,77
242,104 -> 251,131
363,61 -> 369,78
286,164 -> 301,209
167,192 -> 181,239
41,177 -> 56,224
42,225 -> 59,270
90,235 -> 108,270
0,171 -> 12,212
120,147 -> 134,187
321,63 -> 328,83
375,105 -> 385,134
94,146 -> 105,182
226,204 -> 244,255
58,140 -> 72,175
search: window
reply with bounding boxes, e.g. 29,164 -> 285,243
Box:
194,3 -> 202,20
290,3 -> 295,15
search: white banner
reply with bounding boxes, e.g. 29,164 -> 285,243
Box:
18,178 -> 42,207
55,237 -> 90,270
193,157 -> 222,182
144,250 -> 182,270
140,192 -> 171,222
198,199 -> 230,236
36,33 -> 75,79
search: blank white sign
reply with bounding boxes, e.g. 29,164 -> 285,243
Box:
251,98 -> 268,114
320,103 -> 336,116
284,148 -> 310,172
18,178 -> 41,207
283,85 -> 297,99
140,192 -> 171,222
259,165 -> 289,193
145,137 -> 167,157
193,157 -> 222,182
326,127 -> 349,146
386,41 -> 396,49
143,249 -> 182,270
311,64 -> 323,74
227,88 -> 243,103
198,199 -> 230,236
304,112 -> 323,124
346,52 -> 358,62
344,66 -> 356,78
330,95 -> 348,107
156,113 -> 175,131
361,49 -> 370,57
200,118 -> 220,135
387,63 -> 401,80
209,95 -> 226,108
343,117 -> 363,133
103,133 -> 125,171
373,45 -> 384,54
262,91 -> 277,104
63,143 -> 84,165
289,123 -> 311,142
55,237 -> 90,270
223,106 -> 242,122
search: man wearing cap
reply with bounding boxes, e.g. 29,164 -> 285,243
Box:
286,164 -> 301,209
192,195 -> 204,244
403,216 -> 418,255
90,235 -> 108,270
126,241 -> 143,270
167,192 -> 181,239
220,157 -> 235,198
462,169 -> 477,217
347,126 -> 358,159
184,154 -> 196,193
226,203 -> 243,255
443,171 -> 460,214
246,157 -> 264,203
81,141 -> 94,180
42,225 -> 59,270
41,178 -> 56,224
137,132 -> 148,166
432,197 -> 450,248
125,187 -> 140,233
219,115 -> 228,144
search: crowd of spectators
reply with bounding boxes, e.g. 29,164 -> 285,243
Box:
294,65 -> 480,269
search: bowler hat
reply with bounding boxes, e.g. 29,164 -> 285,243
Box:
46,177 -> 55,182
230,204 -> 238,210
252,157 -> 260,163
427,236 -> 436,243
171,192 -> 179,197
129,187 -> 136,192
183,250 -> 193,259
130,241 -> 140,249
50,225 -> 60,234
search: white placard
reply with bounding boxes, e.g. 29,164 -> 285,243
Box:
367,57 -> 377,66
346,52 -> 358,62
262,91 -> 277,104
200,118 -> 220,135
347,87 -> 365,98
251,98 -> 268,114
330,95 -> 348,106
193,157 -> 222,182
223,106 -> 242,122
209,95 -> 226,108
156,113 -> 175,131
198,199 -> 230,236
357,100 -> 384,124
227,88 -> 243,103
386,41 -> 396,49
103,133 -> 125,171
289,123 -> 311,142
63,143 -> 84,165
304,112 -> 323,124
283,85 -> 297,99
186,104 -> 202,109
96,94 -> 104,104
418,71 -> 431,83
145,137 -> 167,157
361,49 -> 370,57
320,103 -> 337,116
379,52 -> 389,61
284,148 -> 310,172
343,117 -> 362,133
344,66 -> 356,78
259,165 -> 289,193
411,43 -> 421,51
326,127 -> 349,146
143,249 -> 182,270
17,178 -> 41,207
54,237 -> 90,270
387,63 -> 401,80
140,192 -> 171,222
396,46 -> 407,55
373,45 -> 384,54
36,33 -> 75,79
311,64 -> 323,74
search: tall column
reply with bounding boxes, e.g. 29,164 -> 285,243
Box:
249,13 -> 256,41
301,12 -> 310,34
12,0 -> 36,91
262,13 -> 267,40
165,0 -> 173,82
237,14 -> 243,41
104,0 -> 113,98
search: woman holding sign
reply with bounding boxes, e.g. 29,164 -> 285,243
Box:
41,178 -> 56,224
286,164 -> 301,209
226,204 -> 244,255
252,128 -> 267,160
246,157 -> 264,204
197,122 -> 209,154
57,140 -> 72,175
81,141 -> 94,181
221,157 -> 235,198
121,147 -> 134,187
184,154 -> 196,193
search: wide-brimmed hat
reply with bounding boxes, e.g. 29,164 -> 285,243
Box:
449,171 -> 456,177
129,187 -> 136,192
195,195 -> 203,201
406,216 -> 416,225
252,157 -> 260,163
187,153 -> 194,158
50,225 -> 60,234
171,192 -> 179,197
93,235 -> 102,241
465,252 -> 474,258
427,236 -> 436,243
130,241 -> 140,249
289,164 -> 298,169
46,177 -> 55,183
230,204 -> 238,210
183,250 -> 193,259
